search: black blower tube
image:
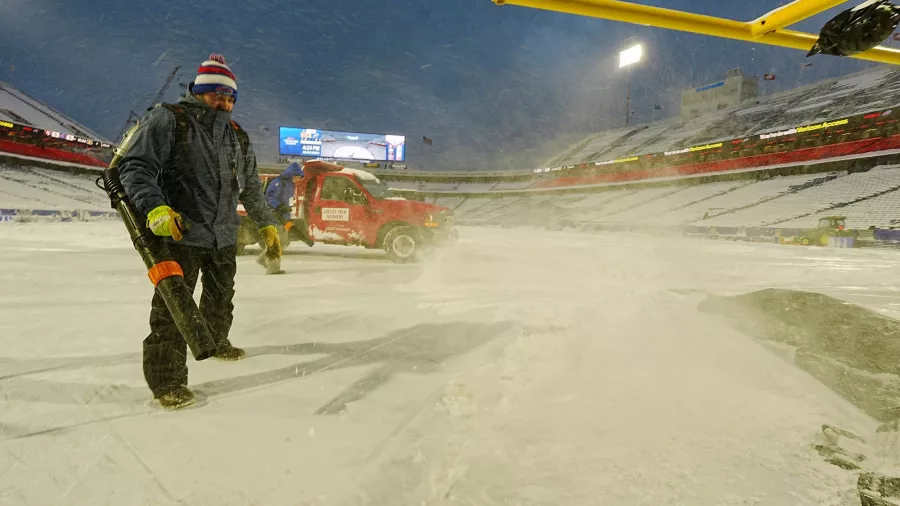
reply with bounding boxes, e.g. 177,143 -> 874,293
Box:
99,159 -> 218,361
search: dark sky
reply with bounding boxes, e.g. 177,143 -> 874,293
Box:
0,0 -> 878,170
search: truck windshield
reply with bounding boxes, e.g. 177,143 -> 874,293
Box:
359,179 -> 396,200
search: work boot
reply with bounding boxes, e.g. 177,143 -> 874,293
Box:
265,256 -> 285,275
263,247 -> 285,275
156,386 -> 196,410
255,247 -> 285,274
214,344 -> 247,361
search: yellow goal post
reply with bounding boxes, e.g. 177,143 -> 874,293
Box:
492,0 -> 900,65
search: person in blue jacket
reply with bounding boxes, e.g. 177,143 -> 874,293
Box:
117,53 -> 281,409
265,161 -> 305,223
253,161 -> 310,273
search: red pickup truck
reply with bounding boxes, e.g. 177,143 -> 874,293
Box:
237,161 -> 457,262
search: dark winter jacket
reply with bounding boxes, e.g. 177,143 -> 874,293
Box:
118,94 -> 276,249
265,162 -> 305,221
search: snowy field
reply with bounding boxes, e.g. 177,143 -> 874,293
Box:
2,222 -> 900,505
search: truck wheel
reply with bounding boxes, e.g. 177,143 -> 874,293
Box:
383,226 -> 419,263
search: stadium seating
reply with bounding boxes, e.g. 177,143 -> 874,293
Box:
699,168 -> 900,227
526,66 -> 900,174
0,165 -> 107,210
451,165 -> 900,232
603,182 -> 746,224
777,188 -> 900,229
491,181 -> 535,191
454,182 -> 498,192
418,182 -> 461,191
3,156 -> 899,236
459,198 -> 527,224
679,174 -> 829,226
433,197 -> 465,210
452,198 -> 500,218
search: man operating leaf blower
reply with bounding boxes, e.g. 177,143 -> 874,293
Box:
117,53 -> 281,409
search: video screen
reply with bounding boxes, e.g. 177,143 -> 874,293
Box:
279,127 -> 405,162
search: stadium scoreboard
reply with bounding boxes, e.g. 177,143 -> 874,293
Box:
279,127 -> 406,162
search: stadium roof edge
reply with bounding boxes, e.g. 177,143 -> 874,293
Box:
0,82 -> 112,145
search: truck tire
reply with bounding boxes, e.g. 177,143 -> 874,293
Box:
383,226 -> 419,263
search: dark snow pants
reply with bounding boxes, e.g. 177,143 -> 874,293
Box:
143,243 -> 238,396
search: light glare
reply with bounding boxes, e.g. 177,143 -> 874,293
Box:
618,44 -> 643,68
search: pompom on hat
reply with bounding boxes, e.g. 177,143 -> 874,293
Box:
191,53 -> 238,102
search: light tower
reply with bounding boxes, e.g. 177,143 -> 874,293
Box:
618,41 -> 643,127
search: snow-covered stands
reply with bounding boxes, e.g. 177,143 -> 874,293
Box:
0,208 -> 119,222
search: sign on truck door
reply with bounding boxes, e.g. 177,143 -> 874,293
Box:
308,175 -> 369,244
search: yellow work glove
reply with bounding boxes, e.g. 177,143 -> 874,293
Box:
147,205 -> 185,241
260,225 -> 282,257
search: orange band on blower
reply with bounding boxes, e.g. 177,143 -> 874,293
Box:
147,261 -> 184,286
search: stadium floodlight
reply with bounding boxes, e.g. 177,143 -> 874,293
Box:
618,43 -> 643,68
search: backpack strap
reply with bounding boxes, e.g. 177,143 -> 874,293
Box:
158,103 -> 190,165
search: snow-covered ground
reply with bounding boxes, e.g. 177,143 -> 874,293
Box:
2,222 -> 898,505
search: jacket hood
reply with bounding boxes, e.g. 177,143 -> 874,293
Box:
279,162 -> 305,179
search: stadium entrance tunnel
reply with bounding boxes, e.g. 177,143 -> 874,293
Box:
699,288 -> 900,424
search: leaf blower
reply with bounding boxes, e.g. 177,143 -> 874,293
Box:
96,123 -> 219,361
